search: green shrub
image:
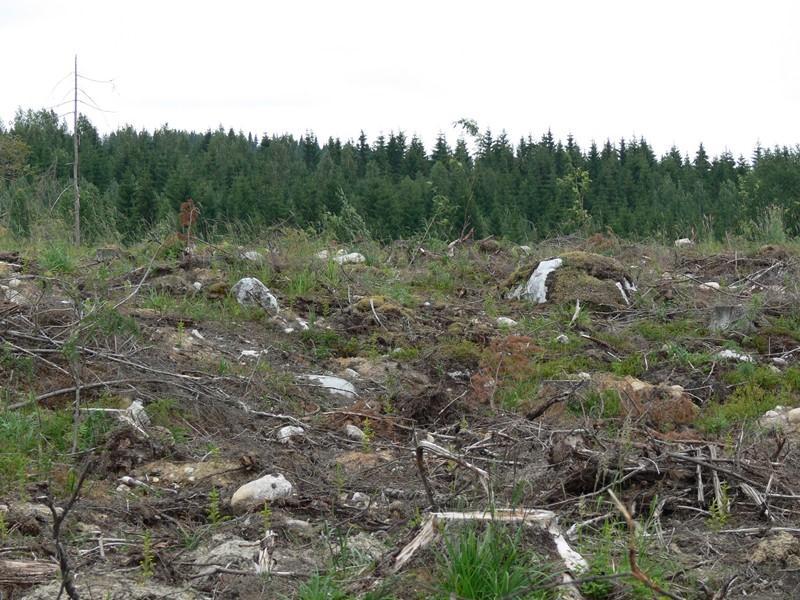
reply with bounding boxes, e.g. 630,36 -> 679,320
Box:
40,242 -> 77,274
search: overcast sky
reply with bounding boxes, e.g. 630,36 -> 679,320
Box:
2,0 -> 799,159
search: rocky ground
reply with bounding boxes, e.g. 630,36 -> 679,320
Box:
2,232 -> 800,599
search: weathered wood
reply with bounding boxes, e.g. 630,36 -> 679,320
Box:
0,558 -> 58,587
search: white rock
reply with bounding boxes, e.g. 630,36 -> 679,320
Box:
716,349 -> 754,363
576,372 -> 592,381
700,281 -> 721,291
191,329 -> 205,340
674,238 -> 694,247
193,535 -> 260,576
239,349 -> 268,359
518,245 -> 533,254
508,257 -> 563,303
760,407 -> 790,430
303,375 -> 357,398
342,368 -> 360,381
283,518 -> 314,535
231,277 -> 279,313
277,426 -> 305,444
231,473 -> 293,512
351,492 -> 369,507
333,252 -> 366,265
192,281 -> 202,291
773,357 -> 789,367
555,334 -> 569,344
344,424 -> 366,441
241,250 -> 264,262
787,408 -> 800,424
496,316 -> 518,327
315,249 -> 330,260
447,370 -> 470,380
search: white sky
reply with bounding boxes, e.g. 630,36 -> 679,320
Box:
2,0 -> 799,159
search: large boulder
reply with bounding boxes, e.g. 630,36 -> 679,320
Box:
230,473 -> 293,513
506,251 -> 635,309
231,277 -> 279,313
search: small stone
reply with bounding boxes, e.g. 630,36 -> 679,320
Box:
786,408 -> 800,424
716,349 -> 754,363
773,357 -> 789,367
231,277 -> 279,313
674,238 -> 694,247
496,316 -> 518,327
448,370 -> 469,380
241,250 -> 264,262
283,518 -> 314,536
231,473 -> 293,513
303,375 -> 357,398
344,424 -> 366,441
351,492 -> 369,507
277,426 -> 305,444
95,246 -> 122,261
333,252 -> 366,265
192,281 -> 202,291
555,334 -> 569,344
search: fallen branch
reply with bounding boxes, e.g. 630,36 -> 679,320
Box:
7,378 -> 162,411
667,452 -> 762,489
0,559 -> 58,592
416,440 -> 493,505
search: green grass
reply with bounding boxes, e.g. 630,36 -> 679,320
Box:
437,524 -> 553,600
699,383 -> 786,434
300,328 -> 360,360
699,363 -> 800,433
610,353 -> 646,377
145,397 -> 189,443
142,291 -> 264,322
296,574 -> 348,600
579,513 -> 676,599
568,389 -> 623,419
0,409 -> 113,493
436,339 -> 484,368
632,318 -> 706,343
40,242 -> 79,274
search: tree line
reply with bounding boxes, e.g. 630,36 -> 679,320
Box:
1,108 -> 799,243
